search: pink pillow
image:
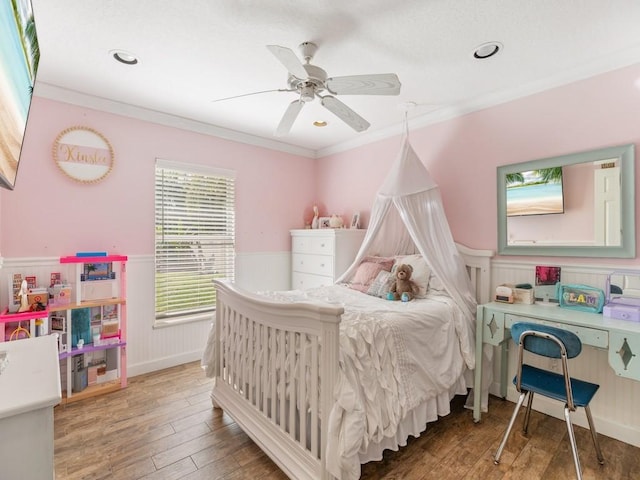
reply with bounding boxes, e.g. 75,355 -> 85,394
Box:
348,256 -> 394,292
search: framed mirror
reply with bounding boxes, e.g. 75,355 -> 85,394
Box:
497,144 -> 635,257
53,126 -> 114,183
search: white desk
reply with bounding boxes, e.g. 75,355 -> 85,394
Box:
0,335 -> 62,479
473,302 -> 640,422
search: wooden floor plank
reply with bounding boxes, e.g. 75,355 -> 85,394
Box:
54,361 -> 639,479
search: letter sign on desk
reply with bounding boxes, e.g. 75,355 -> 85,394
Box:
53,126 -> 114,183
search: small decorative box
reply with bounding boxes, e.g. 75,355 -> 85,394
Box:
557,283 -> 605,313
603,270 -> 640,322
495,284 -> 535,304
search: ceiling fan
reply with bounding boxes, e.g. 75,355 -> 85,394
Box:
214,42 -> 401,136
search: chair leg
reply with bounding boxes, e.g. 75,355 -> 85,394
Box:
564,406 -> 583,480
584,405 -> 605,465
494,391 -> 527,465
523,391 -> 534,434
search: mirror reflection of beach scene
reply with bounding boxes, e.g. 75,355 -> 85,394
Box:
506,167 -> 564,217
0,0 -> 39,189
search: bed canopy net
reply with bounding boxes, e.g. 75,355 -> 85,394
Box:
337,135 -> 478,368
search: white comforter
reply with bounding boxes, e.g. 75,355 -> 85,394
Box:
259,285 -> 473,480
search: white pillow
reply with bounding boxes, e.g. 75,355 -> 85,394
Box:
395,254 -> 430,298
429,272 -> 447,294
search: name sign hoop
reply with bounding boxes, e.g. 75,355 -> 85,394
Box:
53,126 -> 114,183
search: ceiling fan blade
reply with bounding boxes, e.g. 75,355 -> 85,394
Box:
266,45 -> 308,79
275,100 -> 304,136
321,96 -> 370,132
211,88 -> 292,103
326,73 -> 401,95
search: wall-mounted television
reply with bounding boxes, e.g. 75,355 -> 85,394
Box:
506,167 -> 564,217
0,0 -> 39,190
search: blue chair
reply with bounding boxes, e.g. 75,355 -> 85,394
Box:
494,322 -> 604,479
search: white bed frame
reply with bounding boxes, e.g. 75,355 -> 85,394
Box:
209,243 -> 493,480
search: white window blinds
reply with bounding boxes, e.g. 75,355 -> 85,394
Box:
155,159 -> 235,323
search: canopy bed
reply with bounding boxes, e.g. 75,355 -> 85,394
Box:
201,137 -> 493,479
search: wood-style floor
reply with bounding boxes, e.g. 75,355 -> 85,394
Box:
54,361 -> 640,479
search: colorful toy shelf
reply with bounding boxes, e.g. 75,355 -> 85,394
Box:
60,254 -> 128,264
55,254 -> 128,404
59,340 -> 127,360
0,308 -> 50,342
0,307 -> 49,322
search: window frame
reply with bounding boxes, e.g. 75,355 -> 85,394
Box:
154,158 -> 236,328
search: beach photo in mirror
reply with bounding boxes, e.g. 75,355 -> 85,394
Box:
506,167 -> 564,217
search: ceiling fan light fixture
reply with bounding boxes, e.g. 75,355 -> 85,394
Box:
110,50 -> 139,65
300,84 -> 315,102
473,42 -> 502,59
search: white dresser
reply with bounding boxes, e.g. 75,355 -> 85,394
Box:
291,229 -> 366,289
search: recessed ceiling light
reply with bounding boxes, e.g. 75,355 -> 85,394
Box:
313,121 -> 327,127
110,50 -> 139,65
473,42 -> 502,59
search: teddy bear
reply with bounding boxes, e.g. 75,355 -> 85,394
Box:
388,263 -> 419,301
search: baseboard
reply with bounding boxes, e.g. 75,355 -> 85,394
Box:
128,350 -> 203,378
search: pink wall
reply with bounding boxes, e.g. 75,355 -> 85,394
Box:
3,64 -> 640,262
317,63 -> 640,262
1,98 -> 316,256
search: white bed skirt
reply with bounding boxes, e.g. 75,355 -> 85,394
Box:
357,374 -> 468,465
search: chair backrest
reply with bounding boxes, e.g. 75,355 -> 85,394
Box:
511,322 -> 582,359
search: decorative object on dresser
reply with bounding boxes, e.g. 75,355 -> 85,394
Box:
290,228 -> 365,290
350,212 -> 360,229
318,216 -> 331,229
328,214 -> 344,228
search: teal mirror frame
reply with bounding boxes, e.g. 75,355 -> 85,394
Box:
497,144 -> 635,258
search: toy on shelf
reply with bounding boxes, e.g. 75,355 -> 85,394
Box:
17,280 -> 29,312
0,308 -> 50,342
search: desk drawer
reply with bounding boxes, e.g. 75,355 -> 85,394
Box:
292,253 -> 334,277
505,314 -> 608,349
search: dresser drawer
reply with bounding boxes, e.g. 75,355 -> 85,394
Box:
505,314 -> 609,349
292,271 -> 333,290
310,236 -> 335,255
292,253 -> 334,277
292,235 -> 335,255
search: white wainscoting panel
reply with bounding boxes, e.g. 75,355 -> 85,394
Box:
490,258 -> 640,448
235,251 -> 290,292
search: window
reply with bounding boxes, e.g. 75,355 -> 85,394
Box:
154,159 -> 235,326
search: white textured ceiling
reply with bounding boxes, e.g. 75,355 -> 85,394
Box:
31,0 -> 640,157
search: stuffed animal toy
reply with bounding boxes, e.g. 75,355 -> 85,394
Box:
388,263 -> 419,301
